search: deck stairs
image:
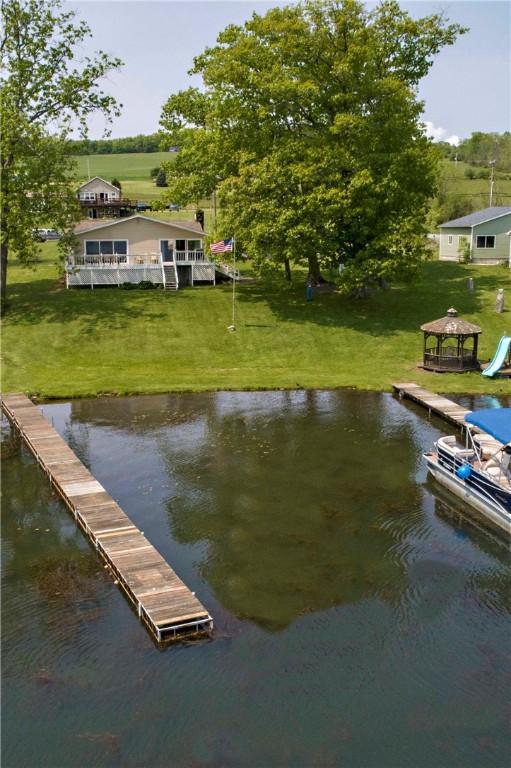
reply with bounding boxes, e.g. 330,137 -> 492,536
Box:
215,262 -> 239,281
162,262 -> 178,291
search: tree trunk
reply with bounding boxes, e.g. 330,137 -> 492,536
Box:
307,252 -> 324,285
284,257 -> 292,281
1,241 -> 7,314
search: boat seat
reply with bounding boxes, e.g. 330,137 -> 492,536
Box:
451,447 -> 474,458
482,460 -> 511,489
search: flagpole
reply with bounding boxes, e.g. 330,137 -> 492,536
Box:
231,236 -> 236,329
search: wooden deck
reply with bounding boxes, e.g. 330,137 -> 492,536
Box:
392,383 -> 471,430
2,393 -> 212,643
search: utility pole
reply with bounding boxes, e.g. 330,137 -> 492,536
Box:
489,160 -> 496,207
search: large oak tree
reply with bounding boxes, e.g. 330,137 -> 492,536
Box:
160,0 -> 465,290
0,0 -> 122,308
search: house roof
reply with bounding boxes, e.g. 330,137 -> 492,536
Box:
73,215 -> 205,236
421,307 -> 482,335
439,206 -> 511,229
77,176 -> 120,192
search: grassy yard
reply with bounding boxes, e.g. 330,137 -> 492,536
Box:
2,244 -> 510,399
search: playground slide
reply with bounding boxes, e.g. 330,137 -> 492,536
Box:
482,335 -> 511,377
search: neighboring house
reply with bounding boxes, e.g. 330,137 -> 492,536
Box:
438,206 -> 511,264
77,176 -> 135,219
66,215 -> 214,290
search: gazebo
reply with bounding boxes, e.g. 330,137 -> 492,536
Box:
420,308 -> 481,372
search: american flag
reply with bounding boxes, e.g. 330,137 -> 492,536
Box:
210,238 -> 233,254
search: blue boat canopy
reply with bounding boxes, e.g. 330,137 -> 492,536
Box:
465,408 -> 511,445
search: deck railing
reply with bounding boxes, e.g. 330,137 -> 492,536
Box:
71,254 -> 159,266
70,250 -> 210,267
175,250 -> 205,262
78,197 -> 132,206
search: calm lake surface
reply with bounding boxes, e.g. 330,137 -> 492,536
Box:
2,391 -> 510,768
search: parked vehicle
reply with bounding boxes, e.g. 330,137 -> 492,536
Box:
167,203 -> 180,211
33,228 -> 61,241
136,201 -> 152,211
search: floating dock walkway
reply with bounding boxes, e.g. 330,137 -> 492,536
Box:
2,393 -> 212,643
392,383 -> 471,430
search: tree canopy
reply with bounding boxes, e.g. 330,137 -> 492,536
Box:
160,0 -> 465,290
0,0 -> 122,307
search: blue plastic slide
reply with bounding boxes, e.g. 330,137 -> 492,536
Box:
482,335 -> 511,377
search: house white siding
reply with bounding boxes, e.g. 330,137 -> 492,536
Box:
78,177 -> 120,201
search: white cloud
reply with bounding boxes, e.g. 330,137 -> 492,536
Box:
423,121 -> 460,146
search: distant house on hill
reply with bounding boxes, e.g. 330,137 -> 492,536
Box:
77,176 -> 134,219
439,206 -> 511,264
66,214 -> 215,290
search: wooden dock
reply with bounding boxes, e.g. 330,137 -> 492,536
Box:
392,383 -> 472,430
2,393 -> 212,643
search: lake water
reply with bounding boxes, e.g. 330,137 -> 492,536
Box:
2,391 -> 510,768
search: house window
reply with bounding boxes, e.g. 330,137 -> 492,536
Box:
448,235 -> 453,245
84,240 -> 128,261
175,239 -> 186,252
476,235 -> 495,249
187,239 -> 202,252
80,191 -> 96,201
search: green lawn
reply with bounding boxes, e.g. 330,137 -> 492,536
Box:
2,245 -> 510,399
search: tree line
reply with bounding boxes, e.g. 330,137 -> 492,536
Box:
66,132 -> 162,155
436,132 -> 511,171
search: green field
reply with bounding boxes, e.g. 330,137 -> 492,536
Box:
438,160 -> 511,212
3,243 -> 510,399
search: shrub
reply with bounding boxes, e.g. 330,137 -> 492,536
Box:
137,280 -> 157,289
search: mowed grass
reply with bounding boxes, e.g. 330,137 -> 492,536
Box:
73,152 -> 170,181
3,243 -> 510,399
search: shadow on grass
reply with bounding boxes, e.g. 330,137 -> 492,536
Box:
4,275 -> 168,335
4,262 -> 506,340
236,262 -> 505,336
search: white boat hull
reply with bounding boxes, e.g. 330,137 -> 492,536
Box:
425,455 -> 511,535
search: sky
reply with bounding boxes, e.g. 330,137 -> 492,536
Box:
68,0 -> 510,143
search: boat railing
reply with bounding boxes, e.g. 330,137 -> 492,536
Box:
449,454 -> 509,514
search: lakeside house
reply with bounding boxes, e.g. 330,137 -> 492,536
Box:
77,176 -> 135,219
66,214 -> 215,290
438,206 -> 511,264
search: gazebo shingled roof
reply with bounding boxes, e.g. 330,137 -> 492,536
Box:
420,308 -> 481,336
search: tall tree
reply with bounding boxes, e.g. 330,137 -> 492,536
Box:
160,0 -> 464,290
0,0 -> 122,308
